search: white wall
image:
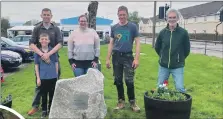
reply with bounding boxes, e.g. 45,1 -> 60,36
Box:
139,14 -> 222,34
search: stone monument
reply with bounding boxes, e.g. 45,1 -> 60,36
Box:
49,68 -> 107,119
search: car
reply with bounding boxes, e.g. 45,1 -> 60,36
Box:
0,66 -> 4,83
1,37 -> 34,62
1,50 -> 22,69
10,35 -> 31,46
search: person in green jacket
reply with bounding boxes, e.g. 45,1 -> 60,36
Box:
155,8 -> 191,93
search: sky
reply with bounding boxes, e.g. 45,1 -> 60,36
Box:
2,1 -> 208,24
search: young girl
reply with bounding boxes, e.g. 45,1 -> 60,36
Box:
34,33 -> 58,118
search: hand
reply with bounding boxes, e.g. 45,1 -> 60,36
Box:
92,61 -> 97,68
132,59 -> 139,69
37,78 -> 41,87
41,53 -> 50,61
41,53 -> 50,64
45,58 -> 51,64
106,59 -> 111,69
71,63 -> 76,70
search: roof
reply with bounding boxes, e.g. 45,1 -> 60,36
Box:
149,1 -> 223,22
7,26 -> 35,31
60,17 -> 113,25
140,18 -> 150,24
179,1 -> 223,19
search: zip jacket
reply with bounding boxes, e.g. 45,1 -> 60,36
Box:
155,23 -> 190,69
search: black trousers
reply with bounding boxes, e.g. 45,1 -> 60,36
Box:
32,60 -> 61,108
40,79 -> 57,111
112,52 -> 135,103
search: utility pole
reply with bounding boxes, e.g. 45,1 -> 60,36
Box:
152,1 -> 157,48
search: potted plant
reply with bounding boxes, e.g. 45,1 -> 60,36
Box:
144,84 -> 192,119
1,94 -> 12,108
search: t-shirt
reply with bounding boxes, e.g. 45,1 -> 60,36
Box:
34,47 -> 58,80
110,22 -> 139,53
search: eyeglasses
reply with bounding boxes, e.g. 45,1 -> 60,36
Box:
79,21 -> 87,22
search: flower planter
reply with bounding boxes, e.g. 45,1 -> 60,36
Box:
1,94 -> 12,108
144,91 -> 192,119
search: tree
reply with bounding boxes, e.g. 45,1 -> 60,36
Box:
87,1 -> 99,30
1,17 -> 10,37
128,11 -> 140,29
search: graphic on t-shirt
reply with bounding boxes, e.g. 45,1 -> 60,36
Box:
114,30 -> 130,42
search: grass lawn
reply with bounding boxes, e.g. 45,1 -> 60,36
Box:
1,44 -> 223,119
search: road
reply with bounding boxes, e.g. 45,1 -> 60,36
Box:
3,62 -> 30,78
140,37 -> 223,58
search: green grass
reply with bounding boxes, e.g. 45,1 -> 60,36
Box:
1,44 -> 223,119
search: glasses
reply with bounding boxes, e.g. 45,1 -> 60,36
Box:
79,21 -> 87,23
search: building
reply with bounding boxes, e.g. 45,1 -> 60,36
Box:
60,16 -> 113,45
139,1 -> 223,34
60,16 -> 113,33
139,18 -> 150,33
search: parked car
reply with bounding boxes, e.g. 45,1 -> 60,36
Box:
0,66 -> 4,83
1,37 -> 34,61
10,35 -> 31,46
1,50 -> 22,69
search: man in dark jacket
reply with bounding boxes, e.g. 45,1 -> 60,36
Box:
28,8 -> 63,116
155,8 -> 190,93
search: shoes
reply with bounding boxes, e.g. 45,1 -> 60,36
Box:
41,111 -> 47,118
27,107 -> 39,115
130,102 -> 140,112
113,99 -> 125,110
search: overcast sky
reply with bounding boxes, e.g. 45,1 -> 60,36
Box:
2,1 -> 208,24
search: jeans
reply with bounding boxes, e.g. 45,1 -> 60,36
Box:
31,60 -> 61,108
112,52 -> 135,103
73,68 -> 89,77
157,65 -> 185,93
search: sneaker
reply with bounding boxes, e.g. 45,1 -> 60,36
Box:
27,108 -> 39,115
41,111 -> 47,118
130,102 -> 140,112
114,99 -> 125,110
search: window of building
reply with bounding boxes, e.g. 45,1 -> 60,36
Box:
63,31 -> 69,37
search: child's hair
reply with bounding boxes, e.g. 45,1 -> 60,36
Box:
39,33 -> 49,39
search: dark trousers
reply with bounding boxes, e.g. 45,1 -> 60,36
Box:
32,60 -> 61,108
40,79 -> 57,111
112,52 -> 135,103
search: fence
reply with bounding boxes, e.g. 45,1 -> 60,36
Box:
141,37 -> 223,57
140,33 -> 223,42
